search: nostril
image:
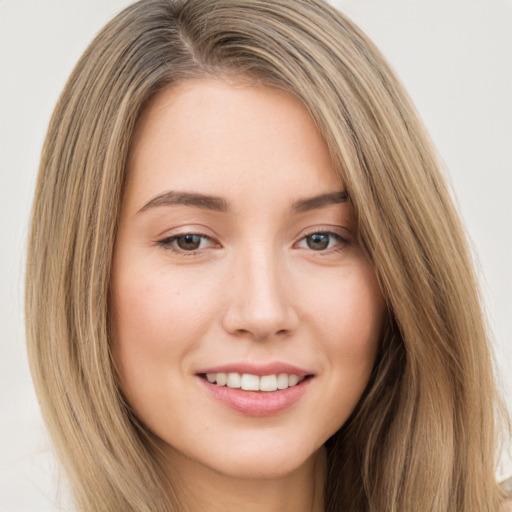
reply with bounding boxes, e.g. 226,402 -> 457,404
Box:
221,294 -> 300,340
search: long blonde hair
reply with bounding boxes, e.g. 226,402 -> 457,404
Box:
26,0 -> 507,510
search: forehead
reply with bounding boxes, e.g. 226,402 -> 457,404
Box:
124,78 -> 342,211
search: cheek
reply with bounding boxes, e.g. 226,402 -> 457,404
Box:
300,264 -> 385,428
112,256 -> 218,343
304,263 -> 385,355
334,272 -> 384,372
109,261 -> 217,406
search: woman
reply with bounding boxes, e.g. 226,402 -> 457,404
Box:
25,0 -> 509,510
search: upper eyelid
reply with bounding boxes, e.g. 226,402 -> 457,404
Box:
155,225 -> 220,242
158,233 -> 217,246
156,233 -> 219,257
298,226 -> 352,241
159,232 -> 212,241
295,231 -> 349,247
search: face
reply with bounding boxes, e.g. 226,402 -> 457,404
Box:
111,79 -> 386,481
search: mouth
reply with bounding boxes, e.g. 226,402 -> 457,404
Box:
198,372 -> 311,392
196,366 -> 314,416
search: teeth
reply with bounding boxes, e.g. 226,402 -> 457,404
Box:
288,374 -> 300,386
241,373 -> 260,391
227,372 -> 241,388
260,374 -> 277,392
216,373 -> 227,386
276,373 -> 289,389
205,372 -> 304,391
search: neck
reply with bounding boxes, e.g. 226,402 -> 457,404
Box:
162,446 -> 326,512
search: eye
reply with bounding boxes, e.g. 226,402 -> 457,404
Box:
297,232 -> 348,251
157,233 -> 215,253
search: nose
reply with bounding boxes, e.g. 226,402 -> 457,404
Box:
221,246 -> 299,341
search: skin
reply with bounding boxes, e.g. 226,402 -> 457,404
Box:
111,78 -> 386,512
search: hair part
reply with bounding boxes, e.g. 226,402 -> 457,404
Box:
26,0 -> 507,510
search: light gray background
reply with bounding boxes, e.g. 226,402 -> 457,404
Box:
1,0 -> 511,510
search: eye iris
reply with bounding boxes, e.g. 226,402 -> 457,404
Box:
307,233 -> 330,250
177,234 -> 202,250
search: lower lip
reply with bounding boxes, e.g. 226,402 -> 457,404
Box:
198,376 -> 312,416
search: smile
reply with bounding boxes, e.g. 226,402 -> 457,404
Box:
196,365 -> 314,416
203,372 -> 304,391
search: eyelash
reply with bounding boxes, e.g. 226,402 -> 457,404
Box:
296,231 -> 350,254
156,230 -> 350,256
157,233 -> 215,256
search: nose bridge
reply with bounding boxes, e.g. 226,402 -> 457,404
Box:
222,240 -> 298,339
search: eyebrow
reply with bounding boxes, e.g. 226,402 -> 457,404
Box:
138,190 -> 348,214
138,190 -> 230,213
291,191 -> 349,213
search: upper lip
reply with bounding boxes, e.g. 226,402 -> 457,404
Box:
196,362 -> 312,377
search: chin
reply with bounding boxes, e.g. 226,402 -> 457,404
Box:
200,437 -> 322,480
